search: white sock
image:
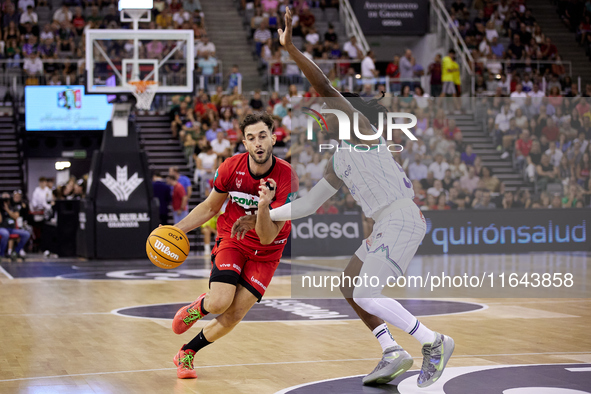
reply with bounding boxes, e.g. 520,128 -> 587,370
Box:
354,296 -> 436,346
204,244 -> 211,254
372,323 -> 398,352
408,319 -> 437,346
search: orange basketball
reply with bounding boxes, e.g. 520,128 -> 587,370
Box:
146,226 -> 190,269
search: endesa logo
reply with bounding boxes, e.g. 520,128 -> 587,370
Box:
303,107 -> 417,153
292,218 -> 360,240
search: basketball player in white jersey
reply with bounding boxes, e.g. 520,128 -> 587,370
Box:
232,8 -> 454,387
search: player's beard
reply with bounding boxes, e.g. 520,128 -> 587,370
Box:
249,146 -> 272,165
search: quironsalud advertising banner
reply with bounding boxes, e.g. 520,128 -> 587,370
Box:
352,0 -> 430,35
419,208 -> 589,255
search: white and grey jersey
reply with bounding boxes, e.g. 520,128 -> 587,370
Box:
332,138 -> 415,218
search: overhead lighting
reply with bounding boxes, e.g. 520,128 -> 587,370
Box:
55,161 -> 71,171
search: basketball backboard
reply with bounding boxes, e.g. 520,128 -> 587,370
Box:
118,0 -> 153,11
85,29 -> 194,95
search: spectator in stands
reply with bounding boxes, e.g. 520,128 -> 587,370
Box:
501,191 -> 516,209
305,153 -> 327,184
515,129 -> 533,170
428,53 -> 442,97
324,23 -> 337,43
399,49 -> 414,90
480,166 -> 500,192
227,65 -> 242,91
53,4 -> 72,24
197,51 -> 218,90
195,34 -> 215,58
20,5 -> 37,27
166,174 -> 188,224
427,179 -> 446,198
0,193 -> 31,263
24,51 -> 43,78
507,34 -> 525,61
540,37 -> 558,60
428,154 -> 450,180
343,36 -> 362,59
460,144 -> 477,165
361,50 -> 378,85
253,21 -> 271,56
542,118 -> 560,142
546,142 -> 563,167
299,7 -> 315,35
408,154 -> 428,181
536,154 -> 559,191
441,49 -> 460,97
473,190 -> 496,209
273,117 -> 289,147
576,152 -> 590,186
155,7 -> 173,28
449,154 -> 467,178
194,144 -> 217,197
460,166 -> 480,194
152,172 -> 171,225
169,166 -> 192,202
273,96 -> 289,118
211,131 -> 231,165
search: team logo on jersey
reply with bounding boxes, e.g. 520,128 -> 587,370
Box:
343,165 -> 352,177
100,165 -> 143,201
236,178 -> 242,189
236,171 -> 246,176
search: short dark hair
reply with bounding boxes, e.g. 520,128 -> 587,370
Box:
39,176 -> 46,182
341,92 -> 388,128
166,175 -> 177,182
448,48 -> 456,54
240,112 -> 274,135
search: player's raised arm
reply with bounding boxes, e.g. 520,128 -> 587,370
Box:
175,189 -> 227,234
279,8 -> 339,99
278,7 -> 373,134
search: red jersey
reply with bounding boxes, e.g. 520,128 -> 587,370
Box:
213,153 -> 298,260
171,182 -> 186,211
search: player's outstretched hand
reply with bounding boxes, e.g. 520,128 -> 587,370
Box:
278,6 -> 292,47
231,215 -> 256,240
259,178 -> 276,208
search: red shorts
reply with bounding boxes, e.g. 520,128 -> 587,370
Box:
209,238 -> 280,301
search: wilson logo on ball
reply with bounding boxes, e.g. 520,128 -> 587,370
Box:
154,239 -> 180,260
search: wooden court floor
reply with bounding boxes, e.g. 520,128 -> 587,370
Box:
0,252 -> 590,394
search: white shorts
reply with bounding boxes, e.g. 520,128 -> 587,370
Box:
442,81 -> 457,95
355,204 -> 426,278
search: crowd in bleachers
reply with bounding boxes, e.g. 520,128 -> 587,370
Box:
483,93 -> 591,204
0,173 -> 91,262
447,0 -> 574,97
0,0 -> 210,89
556,0 -> 591,61
167,80 -> 591,213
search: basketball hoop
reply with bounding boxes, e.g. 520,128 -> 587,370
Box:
127,80 -> 158,110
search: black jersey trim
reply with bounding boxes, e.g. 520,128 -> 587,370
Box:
247,155 -> 276,180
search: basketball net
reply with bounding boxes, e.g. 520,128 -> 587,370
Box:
127,80 -> 158,110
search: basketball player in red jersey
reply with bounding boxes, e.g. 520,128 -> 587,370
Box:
170,112 -> 298,379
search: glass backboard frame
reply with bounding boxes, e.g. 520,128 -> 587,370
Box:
85,29 -> 194,94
